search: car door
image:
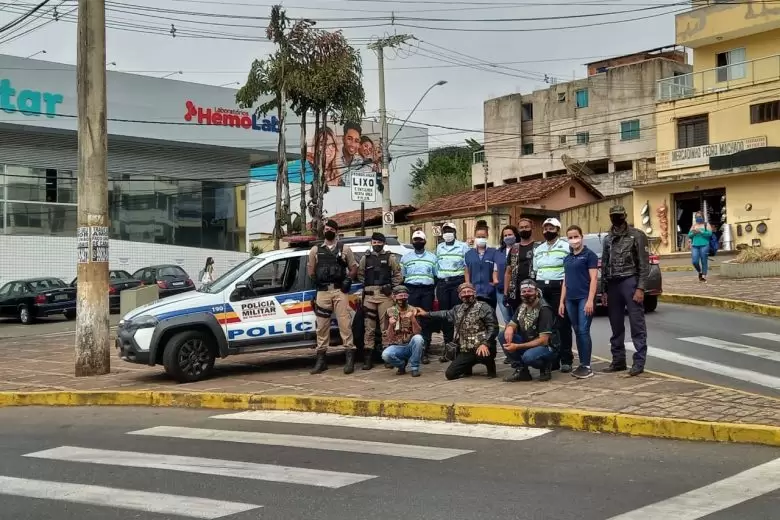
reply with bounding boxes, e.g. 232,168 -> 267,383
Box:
0,282 -> 15,317
225,255 -> 306,350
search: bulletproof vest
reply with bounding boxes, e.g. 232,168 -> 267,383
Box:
364,251 -> 392,286
315,244 -> 346,284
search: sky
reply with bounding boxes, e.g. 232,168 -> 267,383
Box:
0,0 -> 683,153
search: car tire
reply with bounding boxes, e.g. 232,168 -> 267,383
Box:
162,330 -> 216,383
64,310 -> 76,320
18,305 -> 34,325
644,295 -> 658,313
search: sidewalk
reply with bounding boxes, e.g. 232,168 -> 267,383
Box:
662,271 -> 780,307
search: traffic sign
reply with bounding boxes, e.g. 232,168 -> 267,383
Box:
432,225 -> 442,236
382,211 -> 395,226
350,171 -> 377,202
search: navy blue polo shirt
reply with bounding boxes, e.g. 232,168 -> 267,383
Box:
563,246 -> 599,300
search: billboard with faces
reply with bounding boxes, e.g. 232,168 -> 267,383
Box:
306,121 -> 381,188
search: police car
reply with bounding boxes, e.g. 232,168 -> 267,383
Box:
115,236 -> 412,383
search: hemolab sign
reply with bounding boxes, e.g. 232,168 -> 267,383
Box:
184,100 -> 280,133
0,78 -> 63,118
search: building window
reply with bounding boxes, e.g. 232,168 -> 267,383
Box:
575,89 -> 589,108
620,119 -> 640,141
716,48 -> 746,82
522,143 -> 534,155
557,92 -> 566,103
569,186 -> 576,198
677,114 -> 709,149
576,132 -> 590,145
559,135 -> 567,145
521,103 -> 533,121
750,100 -> 780,124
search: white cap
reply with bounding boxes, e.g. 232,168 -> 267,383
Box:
442,222 -> 456,230
412,230 -> 426,240
543,217 -> 562,229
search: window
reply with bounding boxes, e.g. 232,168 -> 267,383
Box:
575,89 -> 589,108
569,186 -> 576,198
559,135 -> 567,145
620,119 -> 640,141
576,132 -> 590,145
750,101 -> 780,124
521,103 -> 533,121
247,257 -> 303,294
677,115 -> 709,148
716,48 -> 746,82
557,92 -> 566,102
158,266 -> 188,278
110,270 -> 133,281
522,143 -> 534,155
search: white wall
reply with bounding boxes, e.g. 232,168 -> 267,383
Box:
0,235 -> 249,286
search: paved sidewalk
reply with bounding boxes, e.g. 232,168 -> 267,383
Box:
1,333 -> 777,427
663,272 -> 780,307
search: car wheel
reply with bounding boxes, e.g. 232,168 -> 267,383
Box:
162,330 -> 216,383
644,295 -> 658,313
18,305 -> 34,325
64,310 -> 76,320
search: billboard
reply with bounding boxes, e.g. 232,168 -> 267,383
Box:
307,121 -> 381,188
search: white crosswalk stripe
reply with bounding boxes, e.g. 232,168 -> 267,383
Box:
743,332 -> 780,343
678,336 -> 780,363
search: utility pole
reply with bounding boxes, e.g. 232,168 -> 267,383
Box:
368,34 -> 412,234
483,158 -> 489,212
75,0 -> 110,377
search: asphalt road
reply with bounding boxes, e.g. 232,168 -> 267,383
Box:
0,314 -> 121,339
0,406 -> 778,520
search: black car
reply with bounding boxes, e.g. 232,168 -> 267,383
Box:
70,270 -> 142,312
0,277 -> 77,324
131,265 -> 195,298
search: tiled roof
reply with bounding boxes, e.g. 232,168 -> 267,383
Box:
319,204 -> 416,229
409,175 -> 598,218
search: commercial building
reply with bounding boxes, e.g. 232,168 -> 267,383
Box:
0,53 -> 289,283
473,48 -> 692,197
636,0 -> 780,254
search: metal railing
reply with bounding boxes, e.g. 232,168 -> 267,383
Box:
657,54 -> 780,101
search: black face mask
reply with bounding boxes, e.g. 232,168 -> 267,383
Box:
396,299 -> 408,308
461,295 -> 476,306
543,231 -> 558,241
610,215 -> 626,227
324,230 -> 336,241
519,230 -> 532,240
413,241 -> 426,251
372,245 -> 384,253
521,294 -> 537,305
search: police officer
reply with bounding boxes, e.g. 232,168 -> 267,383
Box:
358,232 -> 402,370
436,222 -> 469,361
400,230 -> 437,364
307,219 -> 359,375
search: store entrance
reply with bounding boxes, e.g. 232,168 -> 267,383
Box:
673,188 -> 726,251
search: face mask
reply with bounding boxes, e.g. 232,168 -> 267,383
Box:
396,298 -> 408,308
503,236 -> 516,247
442,232 -> 455,243
695,217 -> 704,224
475,238 -> 488,248
569,238 -> 582,250
461,295 -> 476,305
521,294 -> 537,305
610,215 -> 626,227
543,231 -> 558,241
519,230 -> 532,240
413,241 -> 426,251
324,230 -> 336,241
372,245 -> 383,253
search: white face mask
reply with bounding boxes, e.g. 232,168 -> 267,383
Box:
569,238 -> 582,249
475,238 -> 488,248
442,232 -> 455,243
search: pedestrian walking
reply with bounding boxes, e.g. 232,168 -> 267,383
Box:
381,286 -> 425,377
559,225 -> 598,379
357,232 -> 402,370
464,221 -> 498,309
601,205 -> 650,376
400,230 -> 437,364
435,222 -> 469,361
688,211 -> 712,282
200,257 -> 215,285
495,225 -> 519,326
307,219 -> 359,375
531,217 -> 573,373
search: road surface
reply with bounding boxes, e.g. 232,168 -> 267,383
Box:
0,406 -> 778,520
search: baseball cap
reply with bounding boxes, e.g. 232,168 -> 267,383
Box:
442,222 -> 456,230
609,205 -> 627,215
542,217 -> 562,228
412,230 -> 426,240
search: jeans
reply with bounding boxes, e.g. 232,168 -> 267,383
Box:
691,245 -> 710,276
565,298 -> 593,367
498,333 -> 554,370
495,292 -> 514,326
607,276 -> 648,368
382,334 -> 425,371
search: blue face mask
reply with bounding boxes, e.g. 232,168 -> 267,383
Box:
695,217 -> 704,224
503,236 -> 516,247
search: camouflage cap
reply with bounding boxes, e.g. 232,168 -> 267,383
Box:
609,204 -> 627,215
392,285 -> 409,296
457,282 -> 476,294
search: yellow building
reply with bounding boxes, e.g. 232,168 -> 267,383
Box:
636,0 -> 780,254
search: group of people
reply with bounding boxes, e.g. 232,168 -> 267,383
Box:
306,205 -> 650,381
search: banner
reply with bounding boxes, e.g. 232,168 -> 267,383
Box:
307,122 -> 381,188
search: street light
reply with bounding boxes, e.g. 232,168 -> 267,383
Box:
218,81 -> 240,87
160,71 -> 183,79
389,80 -> 447,145
25,50 -> 46,59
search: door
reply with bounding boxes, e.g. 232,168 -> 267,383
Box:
226,256 -> 306,349
0,282 -> 16,317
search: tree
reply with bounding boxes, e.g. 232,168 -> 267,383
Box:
410,140 -> 482,204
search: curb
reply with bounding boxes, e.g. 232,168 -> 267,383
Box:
1,391 -> 778,447
660,293 -> 780,318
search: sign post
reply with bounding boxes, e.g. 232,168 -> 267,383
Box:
350,170 -> 377,204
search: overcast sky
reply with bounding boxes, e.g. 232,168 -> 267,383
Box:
0,0 -> 681,151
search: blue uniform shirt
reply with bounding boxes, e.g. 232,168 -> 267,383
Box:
400,249 -> 438,286
532,238 -> 569,282
563,246 -> 599,300
436,240 -> 469,279
494,247 -> 509,293
465,247 -> 497,301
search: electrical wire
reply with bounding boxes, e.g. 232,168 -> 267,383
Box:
0,0 -> 50,34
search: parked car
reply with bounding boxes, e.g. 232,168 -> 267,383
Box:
70,270 -> 142,312
0,277 -> 77,324
583,233 -> 663,313
131,265 -> 195,299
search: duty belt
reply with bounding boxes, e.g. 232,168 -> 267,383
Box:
316,283 -> 340,290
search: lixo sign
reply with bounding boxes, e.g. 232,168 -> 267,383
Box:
0,78 -> 63,118
183,100 -> 280,133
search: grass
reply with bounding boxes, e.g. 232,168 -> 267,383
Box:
733,247 -> 780,264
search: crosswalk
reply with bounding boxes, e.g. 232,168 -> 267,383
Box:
625,331 -> 780,392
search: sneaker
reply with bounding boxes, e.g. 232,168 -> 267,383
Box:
538,363 -> 552,382
560,364 -> 572,373
698,273 -> 704,282
503,368 -> 532,382
701,276 -> 707,283
602,363 -> 627,373
572,365 -> 594,379
411,369 -> 421,377
629,365 -> 644,377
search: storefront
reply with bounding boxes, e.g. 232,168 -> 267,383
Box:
0,53 -> 289,283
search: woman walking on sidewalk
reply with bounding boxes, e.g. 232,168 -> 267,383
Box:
559,225 -> 598,379
688,211 -> 712,282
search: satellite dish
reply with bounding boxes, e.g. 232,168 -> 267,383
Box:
560,154 -> 600,185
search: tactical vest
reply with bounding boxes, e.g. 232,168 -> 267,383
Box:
453,302 -> 488,352
315,244 -> 346,284
364,251 -> 392,286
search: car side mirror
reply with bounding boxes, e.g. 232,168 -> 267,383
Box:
235,280 -> 250,291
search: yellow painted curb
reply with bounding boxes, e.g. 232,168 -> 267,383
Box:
1,391 -> 778,447
660,293 -> 780,318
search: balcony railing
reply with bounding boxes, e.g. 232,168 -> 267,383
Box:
657,54 -> 780,102
473,150 -> 484,164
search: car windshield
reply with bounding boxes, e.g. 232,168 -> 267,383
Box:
29,279 -> 66,290
110,271 -> 132,280
199,256 -> 264,294
158,266 -> 188,278
584,235 -> 605,258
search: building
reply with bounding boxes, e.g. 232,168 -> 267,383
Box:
636,0 -> 780,254
473,48 -> 692,197
0,53 -> 287,283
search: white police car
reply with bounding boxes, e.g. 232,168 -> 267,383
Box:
116,236 -> 412,383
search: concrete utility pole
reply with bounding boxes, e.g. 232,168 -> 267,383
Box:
75,0 -> 110,377
368,34 -> 412,234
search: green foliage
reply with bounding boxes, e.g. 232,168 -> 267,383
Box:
413,170 -> 471,205
409,139 -> 482,189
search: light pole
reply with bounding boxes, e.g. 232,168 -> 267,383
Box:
219,81 -> 239,87
389,80 -> 447,145
160,71 -> 182,79
26,50 -> 46,59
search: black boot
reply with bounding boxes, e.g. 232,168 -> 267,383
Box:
602,362 -> 627,373
538,362 -> 552,382
503,367 -> 532,382
344,350 -> 356,374
485,358 -> 497,379
310,352 -> 328,375
362,351 -> 374,371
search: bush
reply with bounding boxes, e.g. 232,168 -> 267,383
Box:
733,247 -> 780,264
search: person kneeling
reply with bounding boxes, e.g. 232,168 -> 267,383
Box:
381,286 -> 424,377
498,279 -> 554,382
418,283 -> 498,380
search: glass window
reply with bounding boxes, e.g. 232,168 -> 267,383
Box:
716,48 -> 746,82
158,266 -> 188,278
4,202 -> 77,236
176,180 -> 203,248
202,181 -> 239,251
584,235 -> 604,257
0,282 -> 13,297
110,270 -> 133,280
677,115 -> 709,148
200,256 -> 263,294
249,258 -> 293,291
5,166 -> 45,202
620,119 -> 640,141
576,132 -> 590,145
575,89 -> 589,108
522,143 -> 534,155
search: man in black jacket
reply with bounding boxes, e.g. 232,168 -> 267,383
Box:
601,205 -> 650,376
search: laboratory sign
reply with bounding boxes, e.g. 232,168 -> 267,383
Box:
656,136 -> 767,171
